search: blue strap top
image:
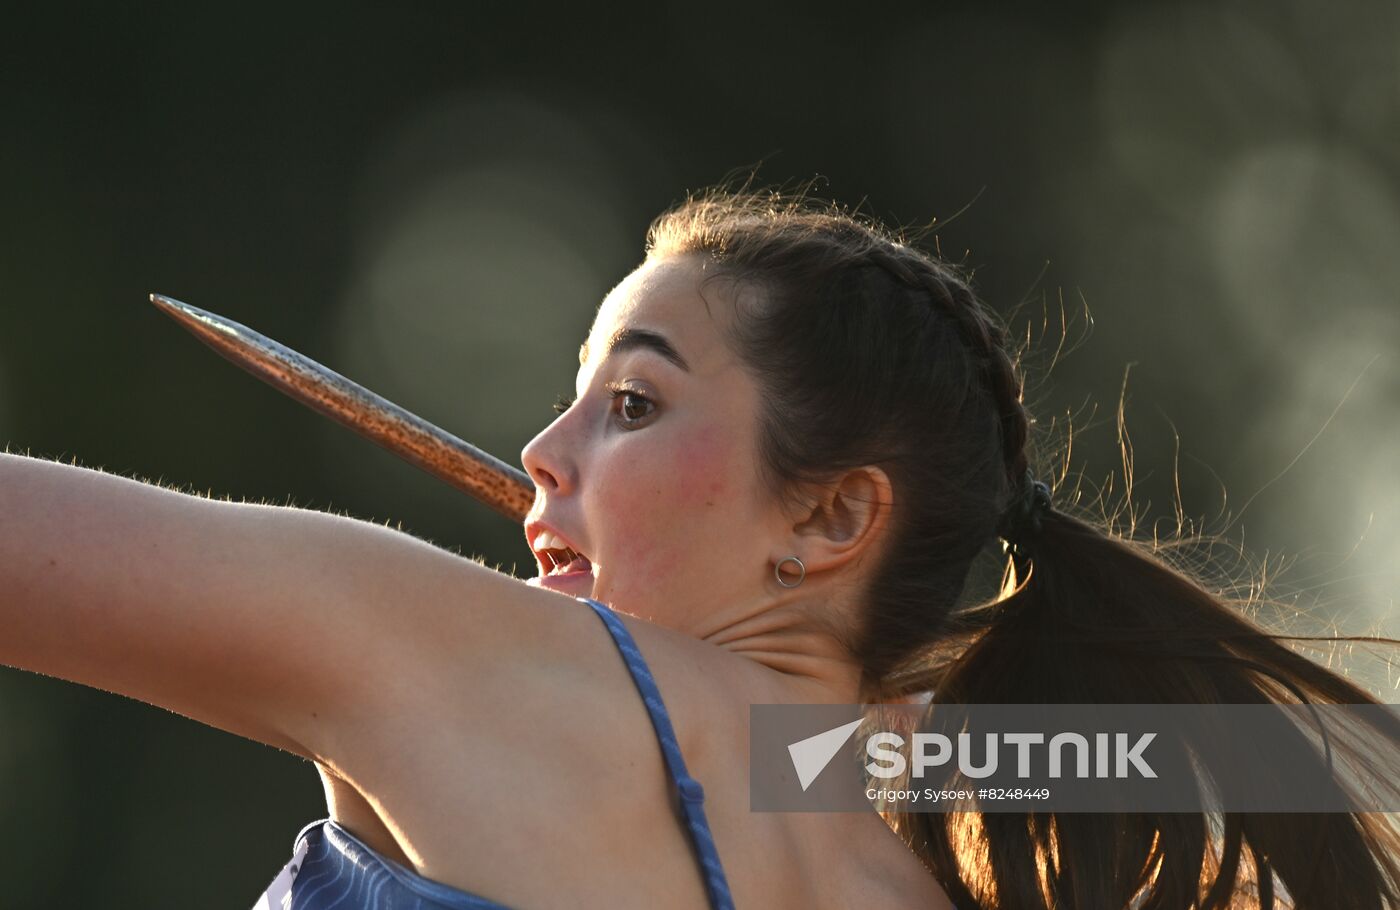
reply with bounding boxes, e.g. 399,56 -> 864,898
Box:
251,596 -> 736,910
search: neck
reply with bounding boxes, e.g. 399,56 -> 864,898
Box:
698,590 -> 866,703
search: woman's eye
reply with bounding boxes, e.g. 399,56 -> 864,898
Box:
553,394 -> 574,415
610,388 -> 656,427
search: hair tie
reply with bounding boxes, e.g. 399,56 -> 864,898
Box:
997,469 -> 1052,552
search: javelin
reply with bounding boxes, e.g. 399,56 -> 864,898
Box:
148,293 -> 535,523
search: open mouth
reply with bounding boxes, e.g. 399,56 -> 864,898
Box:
541,546 -> 592,576
530,528 -> 594,578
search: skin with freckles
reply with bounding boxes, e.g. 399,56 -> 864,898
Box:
525,256 -> 764,625
521,253 -> 898,697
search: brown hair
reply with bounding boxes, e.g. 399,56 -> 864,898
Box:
645,183 -> 1400,909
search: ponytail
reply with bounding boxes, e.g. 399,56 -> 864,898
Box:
887,501 -> 1400,909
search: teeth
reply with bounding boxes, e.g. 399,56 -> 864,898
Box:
532,529 -> 590,574
532,530 -> 557,550
532,530 -> 571,552
546,551 -> 590,574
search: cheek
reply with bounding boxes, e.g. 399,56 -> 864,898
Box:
597,427 -> 742,582
675,427 -> 735,509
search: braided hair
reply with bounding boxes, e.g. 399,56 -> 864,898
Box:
644,183 -> 1400,910
649,192 -> 1045,690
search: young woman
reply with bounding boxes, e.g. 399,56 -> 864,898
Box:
2,187 -> 1396,909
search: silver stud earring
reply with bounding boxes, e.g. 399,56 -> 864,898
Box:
774,555 -> 806,588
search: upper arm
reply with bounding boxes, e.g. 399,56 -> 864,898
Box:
0,453 -> 568,761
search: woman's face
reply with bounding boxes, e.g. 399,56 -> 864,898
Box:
520,254 -> 785,632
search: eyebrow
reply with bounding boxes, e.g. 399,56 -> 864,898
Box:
578,327 -> 691,372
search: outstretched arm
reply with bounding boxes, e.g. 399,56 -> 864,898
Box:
0,451 -> 556,763
0,452 -> 419,758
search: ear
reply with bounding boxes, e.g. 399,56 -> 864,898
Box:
775,465 -> 894,583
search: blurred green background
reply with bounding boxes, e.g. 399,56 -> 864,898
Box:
2,1 -> 1398,905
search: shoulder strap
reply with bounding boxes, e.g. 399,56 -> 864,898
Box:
577,597 -> 736,910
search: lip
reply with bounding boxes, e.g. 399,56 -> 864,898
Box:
525,568 -> 595,595
523,518 -> 590,577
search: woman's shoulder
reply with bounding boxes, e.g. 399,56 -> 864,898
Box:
617,616 -> 959,908
304,595 -> 772,906
598,603 -> 839,769
317,592 -> 952,908
630,625 -> 956,909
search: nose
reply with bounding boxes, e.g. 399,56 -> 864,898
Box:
521,418 -> 576,497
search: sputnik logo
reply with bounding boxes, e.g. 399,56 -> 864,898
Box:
787,719 -> 864,791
